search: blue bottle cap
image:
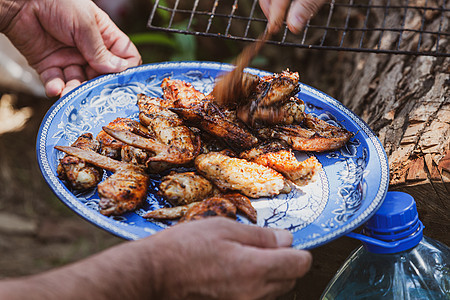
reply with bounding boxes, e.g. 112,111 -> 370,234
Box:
361,191 -> 424,254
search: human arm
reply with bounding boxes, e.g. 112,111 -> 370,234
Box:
259,0 -> 328,34
0,217 -> 312,300
0,0 -> 141,98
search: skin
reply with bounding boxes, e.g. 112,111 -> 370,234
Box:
259,0 -> 329,34
0,218 -> 312,300
0,0 -> 141,98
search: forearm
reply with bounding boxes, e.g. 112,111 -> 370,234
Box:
0,240 -> 159,300
0,0 -> 21,32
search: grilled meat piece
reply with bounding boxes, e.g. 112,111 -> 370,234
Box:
247,96 -> 305,126
179,197 -> 237,222
195,151 -> 288,198
54,146 -> 149,216
137,94 -> 201,163
171,106 -> 259,151
103,95 -> 201,166
161,78 -> 207,109
158,172 -> 214,206
103,126 -> 200,165
237,70 -> 300,126
144,196 -> 238,222
97,169 -> 149,216
240,142 -> 321,186
221,193 -> 257,223
57,133 -> 103,190
121,143 -> 176,174
96,117 -> 152,159
143,202 -> 199,220
258,114 -> 353,152
144,194 -> 257,223
162,78 -> 259,151
258,70 -> 300,106
121,144 -> 149,166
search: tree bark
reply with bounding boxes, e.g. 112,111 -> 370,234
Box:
339,1 -> 450,246
284,3 -> 449,299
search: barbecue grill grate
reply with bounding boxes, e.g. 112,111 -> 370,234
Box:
148,0 -> 449,57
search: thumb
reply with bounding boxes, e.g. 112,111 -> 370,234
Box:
74,7 -> 128,73
287,0 -> 326,34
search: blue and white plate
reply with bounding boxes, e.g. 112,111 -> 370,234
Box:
37,61 -> 389,249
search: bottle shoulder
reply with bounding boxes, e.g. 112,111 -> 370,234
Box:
321,237 -> 450,300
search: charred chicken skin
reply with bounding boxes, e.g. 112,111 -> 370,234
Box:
237,70 -> 300,126
97,169 -> 149,216
56,133 -> 103,190
55,146 -> 149,216
162,78 -> 259,151
258,114 -> 353,152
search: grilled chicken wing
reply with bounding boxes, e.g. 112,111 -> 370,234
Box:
258,114 -> 353,152
121,144 -> 149,166
162,78 -> 259,151
146,189 -> 257,223
161,77 -> 207,109
221,193 -> 257,223
171,106 -> 259,151
97,169 -> 149,216
103,95 -> 201,166
195,151 -> 288,198
144,197 -> 237,222
237,70 -> 300,126
57,133 -> 103,190
158,172 -> 214,206
258,70 -> 300,106
54,146 -> 149,216
240,142 -> 321,186
96,117 -> 152,159
143,202 -> 199,219
138,94 -> 201,162
180,197 -> 237,222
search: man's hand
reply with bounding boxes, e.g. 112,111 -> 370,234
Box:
0,218 -> 311,299
144,217 -> 312,299
259,0 -> 328,34
2,0 -> 141,98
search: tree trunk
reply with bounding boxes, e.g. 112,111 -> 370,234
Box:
340,3 -> 450,246
284,3 -> 449,299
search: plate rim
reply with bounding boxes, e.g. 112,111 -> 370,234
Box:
36,61 -> 389,248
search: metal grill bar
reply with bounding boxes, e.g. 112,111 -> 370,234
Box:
148,0 -> 450,57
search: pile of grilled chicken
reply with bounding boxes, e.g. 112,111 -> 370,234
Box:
55,70 -> 352,224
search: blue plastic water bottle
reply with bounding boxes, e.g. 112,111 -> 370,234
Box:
320,191 -> 450,299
